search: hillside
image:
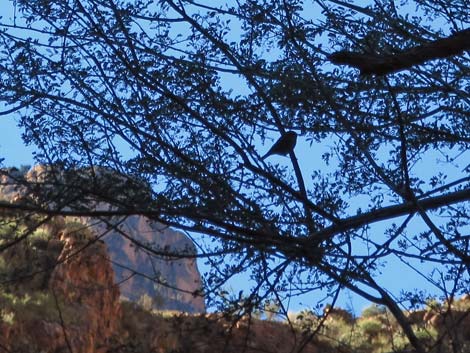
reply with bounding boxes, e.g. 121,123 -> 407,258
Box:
1,211 -> 470,352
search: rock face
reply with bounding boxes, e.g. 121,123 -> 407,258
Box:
0,165 -> 205,313
102,216 -> 205,313
0,224 -> 122,353
49,230 -> 122,349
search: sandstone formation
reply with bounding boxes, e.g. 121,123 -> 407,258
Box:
0,222 -> 122,353
0,165 -> 205,313
3,165 -> 470,352
102,216 -> 205,313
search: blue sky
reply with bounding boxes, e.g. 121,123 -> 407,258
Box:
0,113 -> 35,167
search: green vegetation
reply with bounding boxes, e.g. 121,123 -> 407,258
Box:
361,304 -> 387,318
0,217 -> 68,293
0,290 -> 80,326
29,228 -> 52,250
287,300 -> 470,353
63,219 -> 95,242
0,220 -> 22,244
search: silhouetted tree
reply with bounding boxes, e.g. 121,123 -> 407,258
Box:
1,1 -> 469,352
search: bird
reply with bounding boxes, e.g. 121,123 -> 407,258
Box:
262,131 -> 297,159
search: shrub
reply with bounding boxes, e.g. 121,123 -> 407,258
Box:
425,297 -> 442,312
30,228 -> 50,241
0,309 -> 15,325
325,316 -> 355,343
291,309 -> 319,331
0,221 -> 21,243
138,293 -> 155,311
29,229 -> 51,250
359,318 -> 382,338
0,290 -> 80,325
413,325 -> 437,343
362,304 -> 386,318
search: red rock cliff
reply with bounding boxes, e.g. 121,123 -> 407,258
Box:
0,165 -> 205,313
0,223 -> 122,353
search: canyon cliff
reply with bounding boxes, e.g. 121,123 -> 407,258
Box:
0,165 -> 205,313
0,219 -> 122,352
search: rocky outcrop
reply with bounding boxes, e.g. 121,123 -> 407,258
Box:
0,165 -> 205,313
49,229 -> 122,350
102,216 -> 205,313
0,223 -> 122,353
118,305 -> 329,353
0,210 -> 322,352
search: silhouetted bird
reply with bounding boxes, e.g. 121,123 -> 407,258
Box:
262,131 -> 297,159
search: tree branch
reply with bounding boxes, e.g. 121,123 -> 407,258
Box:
329,28 -> 470,75
308,188 -> 470,242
